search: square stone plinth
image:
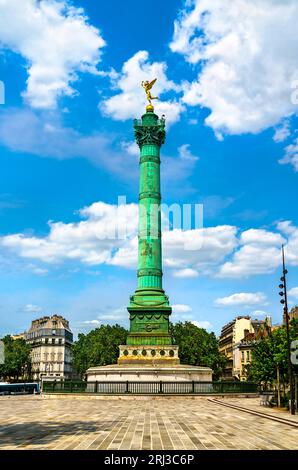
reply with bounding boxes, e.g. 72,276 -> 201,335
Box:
118,345 -> 179,366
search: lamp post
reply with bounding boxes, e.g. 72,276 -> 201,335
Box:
279,245 -> 296,415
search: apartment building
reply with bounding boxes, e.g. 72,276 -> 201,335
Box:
219,315 -> 271,380
25,315 -> 73,381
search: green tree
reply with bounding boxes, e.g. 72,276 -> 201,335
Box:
72,324 -> 128,377
249,337 -> 275,386
0,336 -> 31,381
249,319 -> 298,388
170,321 -> 227,380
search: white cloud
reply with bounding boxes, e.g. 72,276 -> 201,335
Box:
192,320 -> 212,330
219,228 -> 285,278
178,144 -> 199,162
0,109 -> 197,189
288,287 -> 298,299
0,108 -> 139,179
241,229 -> 284,246
77,307 -> 127,329
98,308 -> 126,322
0,199 -> 238,275
0,0 -> 105,109
218,221 -> 298,278
277,220 -> 296,236
172,268 -> 199,278
24,304 -> 43,313
0,194 -> 25,211
273,121 -> 291,143
120,141 -> 139,157
28,265 -> 49,276
171,309 -> 213,329
1,196 -> 297,283
251,310 -> 269,317
277,221 -> 298,266
170,0 -> 298,136
172,304 -> 192,314
218,222 -> 298,278
215,292 -> 267,308
81,320 -> 101,325
109,237 -> 138,269
102,50 -> 184,125
163,226 -> 238,275
279,138 -> 298,171
1,201 -> 139,266
112,226 -> 238,274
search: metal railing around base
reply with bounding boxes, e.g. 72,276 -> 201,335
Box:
42,380 -> 258,395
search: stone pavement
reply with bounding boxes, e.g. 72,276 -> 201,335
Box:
0,396 -> 297,450
218,397 -> 298,424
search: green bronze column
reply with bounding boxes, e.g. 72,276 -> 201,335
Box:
126,107 -> 172,346
118,98 -> 179,363
118,94 -> 179,365
136,110 -> 164,292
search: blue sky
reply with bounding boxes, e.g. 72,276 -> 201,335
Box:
0,0 -> 298,338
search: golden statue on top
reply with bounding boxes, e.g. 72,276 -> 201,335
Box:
142,78 -> 159,111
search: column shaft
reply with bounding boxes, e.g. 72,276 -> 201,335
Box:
138,143 -> 162,290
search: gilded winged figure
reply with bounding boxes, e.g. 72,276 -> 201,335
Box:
141,78 -> 159,105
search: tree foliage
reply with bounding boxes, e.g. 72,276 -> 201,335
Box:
0,336 -> 32,381
249,319 -> 298,386
72,324 -> 128,377
170,321 -> 227,380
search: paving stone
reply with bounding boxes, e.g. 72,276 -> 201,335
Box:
0,396 -> 297,450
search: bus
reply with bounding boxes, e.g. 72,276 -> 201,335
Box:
0,382 -> 40,395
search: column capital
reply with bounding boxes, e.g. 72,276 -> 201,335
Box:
134,113 -> 166,148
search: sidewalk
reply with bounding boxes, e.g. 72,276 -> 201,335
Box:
215,397 -> 298,424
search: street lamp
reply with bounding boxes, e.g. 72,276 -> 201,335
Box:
279,245 -> 296,415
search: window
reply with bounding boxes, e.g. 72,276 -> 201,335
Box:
241,351 -> 245,362
52,338 -> 55,345
246,351 -> 250,362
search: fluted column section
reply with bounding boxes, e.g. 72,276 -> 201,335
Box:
134,111 -> 165,292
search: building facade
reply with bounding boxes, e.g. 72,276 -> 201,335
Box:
219,316 -> 252,378
219,315 -> 272,380
25,315 -> 73,381
11,333 -> 25,340
283,306 -> 298,324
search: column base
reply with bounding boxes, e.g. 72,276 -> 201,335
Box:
126,332 -> 172,346
118,345 -> 180,366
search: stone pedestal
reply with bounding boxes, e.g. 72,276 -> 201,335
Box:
86,363 -> 212,383
118,345 -> 179,366
86,343 -> 212,384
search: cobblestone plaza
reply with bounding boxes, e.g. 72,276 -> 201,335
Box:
0,396 -> 297,450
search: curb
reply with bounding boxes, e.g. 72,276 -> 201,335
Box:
209,398 -> 298,428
